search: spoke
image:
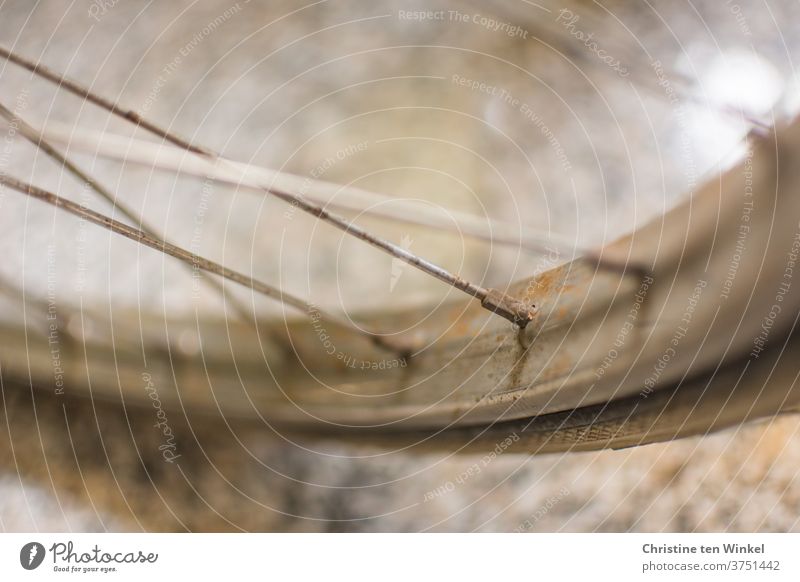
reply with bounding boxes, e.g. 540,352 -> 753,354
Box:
0,45 -> 208,155
0,175 -> 409,354
0,45 -> 536,327
0,101 -> 262,324
253,177 -> 535,326
25,119 -> 587,257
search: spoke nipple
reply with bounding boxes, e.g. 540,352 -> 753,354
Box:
481,288 -> 535,328
370,334 -> 415,361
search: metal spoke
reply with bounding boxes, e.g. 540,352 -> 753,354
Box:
0,174 -> 409,354
0,101 -> 263,325
0,45 -> 208,155
0,45 -> 536,328
19,118 -> 586,258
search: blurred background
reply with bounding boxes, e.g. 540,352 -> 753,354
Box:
1,0 -> 799,531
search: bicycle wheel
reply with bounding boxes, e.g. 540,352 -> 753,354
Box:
1,0 -> 799,454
